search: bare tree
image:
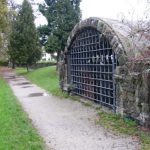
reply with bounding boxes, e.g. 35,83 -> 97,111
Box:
118,0 -> 150,60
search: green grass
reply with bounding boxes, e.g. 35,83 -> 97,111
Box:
16,66 -> 150,150
97,112 -> 150,150
0,77 -> 45,150
16,66 -> 68,98
97,112 -> 137,135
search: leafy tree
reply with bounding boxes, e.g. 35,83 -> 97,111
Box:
39,0 -> 81,60
0,0 -> 8,45
9,0 -> 41,71
38,25 -> 49,46
45,35 -> 61,54
0,0 -> 9,61
7,0 -> 20,24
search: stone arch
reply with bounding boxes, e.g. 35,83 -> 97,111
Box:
60,17 -> 150,126
65,17 -> 128,66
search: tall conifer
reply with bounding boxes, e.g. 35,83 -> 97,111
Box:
9,0 -> 41,71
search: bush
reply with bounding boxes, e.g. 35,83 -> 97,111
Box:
30,62 -> 57,69
0,61 -> 8,66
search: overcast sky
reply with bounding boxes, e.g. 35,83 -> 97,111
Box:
15,0 -> 149,26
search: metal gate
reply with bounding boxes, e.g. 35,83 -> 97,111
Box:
68,28 -> 117,109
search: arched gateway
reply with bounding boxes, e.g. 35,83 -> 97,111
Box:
68,28 -> 118,109
59,18 -> 150,126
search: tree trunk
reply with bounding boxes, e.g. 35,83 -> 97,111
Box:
12,61 -> 15,69
56,51 -> 61,71
57,51 -> 61,63
26,64 -> 29,72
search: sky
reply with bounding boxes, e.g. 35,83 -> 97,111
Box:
15,0 -> 149,26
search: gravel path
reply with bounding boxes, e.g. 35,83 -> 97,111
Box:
3,71 -> 140,150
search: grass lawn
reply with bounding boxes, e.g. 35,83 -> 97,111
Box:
16,66 -> 68,98
97,112 -> 150,150
0,77 -> 45,150
16,66 -> 150,150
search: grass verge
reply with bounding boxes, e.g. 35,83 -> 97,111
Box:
16,66 -> 150,150
16,66 -> 69,98
0,77 -> 45,150
97,112 -> 150,150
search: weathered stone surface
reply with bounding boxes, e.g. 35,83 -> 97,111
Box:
118,55 -> 128,66
115,66 -> 128,75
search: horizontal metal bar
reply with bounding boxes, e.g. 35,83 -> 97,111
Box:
70,63 -> 114,66
72,92 -> 114,108
70,70 -> 113,74
70,75 -> 113,82
74,87 -> 114,99
72,81 -> 113,91
71,48 -> 112,53
74,34 -> 99,41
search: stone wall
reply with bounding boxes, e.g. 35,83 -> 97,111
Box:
115,61 -> 150,127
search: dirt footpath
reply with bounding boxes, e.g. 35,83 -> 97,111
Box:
2,71 -> 140,150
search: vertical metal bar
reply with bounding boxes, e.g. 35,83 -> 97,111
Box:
112,53 -> 116,111
69,28 -> 116,109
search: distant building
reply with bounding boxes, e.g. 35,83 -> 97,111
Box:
41,52 -> 51,61
41,51 -> 57,62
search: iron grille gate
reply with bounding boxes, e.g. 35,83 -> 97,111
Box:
68,28 -> 117,109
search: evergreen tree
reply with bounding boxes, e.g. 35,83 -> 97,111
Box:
9,0 -> 41,71
39,0 -> 81,60
7,0 -> 20,68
